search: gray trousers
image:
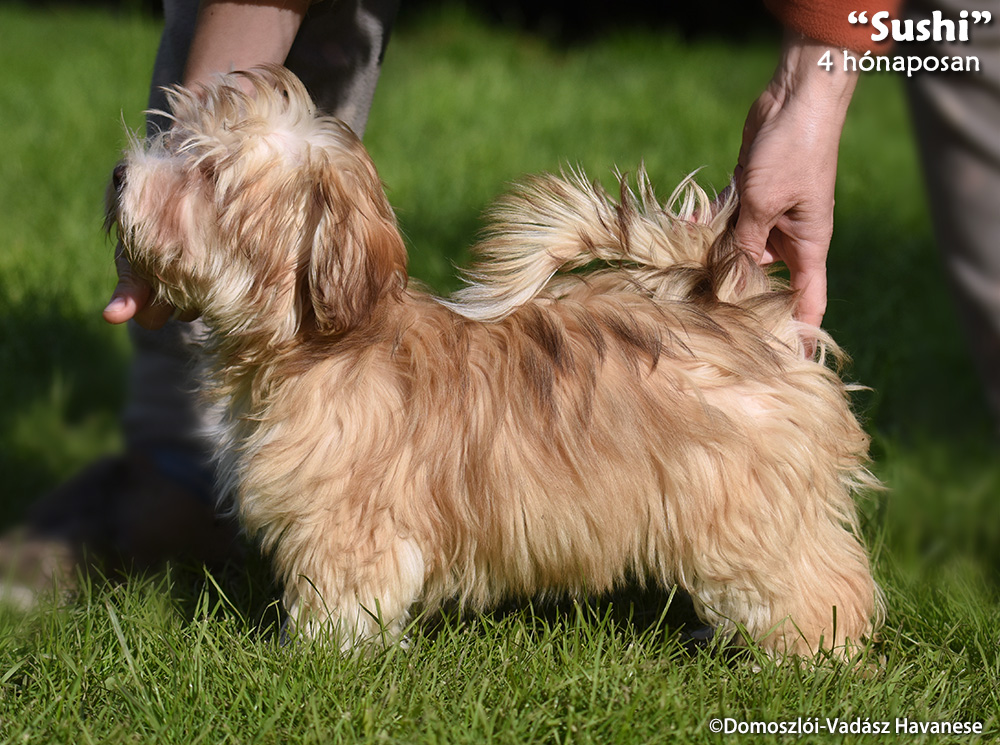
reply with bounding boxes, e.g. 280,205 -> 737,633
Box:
123,0 -> 399,497
905,0 -> 1000,428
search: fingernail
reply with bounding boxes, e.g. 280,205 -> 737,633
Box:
105,297 -> 125,313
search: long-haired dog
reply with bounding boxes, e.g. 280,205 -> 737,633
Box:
109,66 -> 883,657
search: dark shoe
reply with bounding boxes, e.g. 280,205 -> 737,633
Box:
0,453 -> 245,608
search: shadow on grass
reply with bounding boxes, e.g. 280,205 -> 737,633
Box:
422,583 -> 706,654
84,550 -> 284,641
0,288 -> 129,524
159,551 -> 285,638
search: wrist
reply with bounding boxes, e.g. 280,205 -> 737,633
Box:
772,33 -> 858,118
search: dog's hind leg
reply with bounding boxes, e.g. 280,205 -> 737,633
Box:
750,523 -> 882,658
679,516 -> 881,658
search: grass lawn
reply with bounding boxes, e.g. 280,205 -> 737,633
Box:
1,3 -> 999,743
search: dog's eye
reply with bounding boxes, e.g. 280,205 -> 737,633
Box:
113,163 -> 127,193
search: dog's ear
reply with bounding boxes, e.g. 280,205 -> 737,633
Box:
306,142 -> 407,335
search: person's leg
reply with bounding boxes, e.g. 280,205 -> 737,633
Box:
146,0 -> 399,135
905,0 -> 1000,428
286,0 -> 399,136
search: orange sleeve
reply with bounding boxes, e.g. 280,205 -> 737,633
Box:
765,0 -> 904,53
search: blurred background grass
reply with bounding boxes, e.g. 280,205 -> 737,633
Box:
1,5 -> 999,741
0,0 -> 997,601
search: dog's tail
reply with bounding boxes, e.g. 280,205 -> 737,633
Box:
442,167 -> 762,321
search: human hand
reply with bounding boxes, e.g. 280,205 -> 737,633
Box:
103,241 -> 196,328
733,35 -> 858,328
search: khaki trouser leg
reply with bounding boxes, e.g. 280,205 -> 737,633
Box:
905,0 -> 1000,428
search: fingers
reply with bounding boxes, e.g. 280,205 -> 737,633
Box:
104,251 -> 146,324
788,264 -> 828,329
729,40 -> 850,334
733,201 -> 829,327
102,287 -> 144,325
133,299 -> 178,330
103,247 -> 175,329
103,276 -> 175,330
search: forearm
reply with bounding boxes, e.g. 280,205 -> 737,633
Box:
183,0 -> 309,87
769,34 -> 858,129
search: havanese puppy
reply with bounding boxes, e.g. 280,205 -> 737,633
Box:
109,65 -> 883,657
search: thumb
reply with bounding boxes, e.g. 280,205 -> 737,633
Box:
103,250 -> 175,329
789,264 -> 828,328
103,253 -> 151,325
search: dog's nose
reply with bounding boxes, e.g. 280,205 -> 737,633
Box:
112,163 -> 126,193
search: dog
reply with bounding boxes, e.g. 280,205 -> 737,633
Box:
109,65 -> 883,657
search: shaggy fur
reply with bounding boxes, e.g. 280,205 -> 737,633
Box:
110,65 -> 884,656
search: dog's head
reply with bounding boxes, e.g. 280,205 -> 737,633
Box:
109,65 -> 407,337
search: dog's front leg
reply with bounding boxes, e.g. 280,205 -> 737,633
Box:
276,533 -> 426,652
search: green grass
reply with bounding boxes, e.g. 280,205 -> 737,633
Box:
1,3 -> 999,743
